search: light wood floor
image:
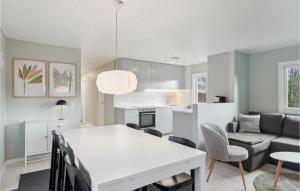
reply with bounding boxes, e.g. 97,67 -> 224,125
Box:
1,158 -> 297,191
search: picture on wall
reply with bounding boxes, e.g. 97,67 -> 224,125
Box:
48,62 -> 76,97
13,58 -> 47,97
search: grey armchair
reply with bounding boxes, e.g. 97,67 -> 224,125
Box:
201,123 -> 249,190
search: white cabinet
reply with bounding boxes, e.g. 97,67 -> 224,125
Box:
118,58 -> 185,91
25,120 -> 69,165
155,107 -> 173,135
25,121 -> 48,155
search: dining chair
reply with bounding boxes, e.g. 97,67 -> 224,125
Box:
64,155 -> 91,191
144,129 -> 162,137
126,123 -> 140,130
150,136 -> 197,191
49,130 -> 61,191
201,123 -> 248,190
57,135 -> 76,191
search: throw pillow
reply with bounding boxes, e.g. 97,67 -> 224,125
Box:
239,114 -> 260,133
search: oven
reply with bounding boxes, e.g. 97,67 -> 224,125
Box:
139,109 -> 156,128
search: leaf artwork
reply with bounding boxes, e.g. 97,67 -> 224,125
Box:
53,67 -> 72,93
18,64 -> 43,95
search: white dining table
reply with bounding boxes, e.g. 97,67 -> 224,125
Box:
59,124 -> 206,191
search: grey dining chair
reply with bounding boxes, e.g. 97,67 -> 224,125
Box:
201,123 -> 248,190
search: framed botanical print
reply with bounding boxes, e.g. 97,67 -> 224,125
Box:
13,58 -> 47,97
48,62 -> 76,97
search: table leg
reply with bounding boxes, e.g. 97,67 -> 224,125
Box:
194,159 -> 205,191
273,160 -> 283,188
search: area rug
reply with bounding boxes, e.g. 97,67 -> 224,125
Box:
253,172 -> 300,191
11,169 -> 192,191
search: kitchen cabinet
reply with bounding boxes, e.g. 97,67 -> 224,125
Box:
25,120 -> 69,165
118,58 -> 185,91
155,107 -> 173,134
134,61 -> 152,91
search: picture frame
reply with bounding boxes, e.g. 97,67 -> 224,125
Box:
13,58 -> 47,98
48,62 -> 76,97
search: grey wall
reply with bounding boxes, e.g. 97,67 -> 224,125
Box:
234,51 -> 249,114
0,30 -> 6,174
249,45 -> 300,113
5,39 -> 81,160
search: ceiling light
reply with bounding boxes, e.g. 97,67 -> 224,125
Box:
96,0 -> 137,95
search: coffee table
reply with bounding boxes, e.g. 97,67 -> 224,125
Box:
270,152 -> 300,188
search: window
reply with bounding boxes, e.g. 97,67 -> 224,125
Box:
278,60 -> 300,114
192,72 -> 207,103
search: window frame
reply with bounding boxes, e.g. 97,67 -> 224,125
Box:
192,72 -> 208,104
278,60 -> 300,115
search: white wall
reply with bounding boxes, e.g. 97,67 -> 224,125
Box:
249,45 -> 299,113
0,31 -> 6,181
82,62 -> 114,126
207,52 -> 235,103
193,103 -> 236,149
5,39 -> 81,160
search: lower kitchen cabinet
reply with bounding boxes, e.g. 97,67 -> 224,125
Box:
155,107 -> 173,135
25,120 -> 69,165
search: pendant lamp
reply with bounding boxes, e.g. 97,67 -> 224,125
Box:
96,0 -> 137,94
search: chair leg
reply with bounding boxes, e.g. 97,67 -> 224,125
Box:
238,161 -> 247,190
206,159 -> 216,182
208,159 -> 213,170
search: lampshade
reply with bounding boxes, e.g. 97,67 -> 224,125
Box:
56,100 -> 67,106
96,70 -> 137,94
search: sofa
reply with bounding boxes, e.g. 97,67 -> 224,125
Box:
226,112 -> 300,172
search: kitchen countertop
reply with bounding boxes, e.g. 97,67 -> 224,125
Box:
172,109 -> 193,114
114,105 -> 190,109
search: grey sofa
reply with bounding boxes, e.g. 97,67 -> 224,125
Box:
227,112 -> 300,172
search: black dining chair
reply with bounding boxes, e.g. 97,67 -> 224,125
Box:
144,128 -> 162,138
64,155 -> 91,191
152,136 -> 197,191
49,130 -> 61,191
126,123 -> 140,130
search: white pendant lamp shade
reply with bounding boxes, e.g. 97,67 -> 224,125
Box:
96,70 -> 137,94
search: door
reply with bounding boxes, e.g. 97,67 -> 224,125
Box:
26,122 -> 48,155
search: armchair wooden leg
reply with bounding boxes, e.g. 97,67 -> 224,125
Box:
208,160 -> 213,170
206,159 -> 216,182
238,161 -> 246,190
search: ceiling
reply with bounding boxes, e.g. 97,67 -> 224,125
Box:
2,0 -> 299,73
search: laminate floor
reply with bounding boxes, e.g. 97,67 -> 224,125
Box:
1,159 -> 297,191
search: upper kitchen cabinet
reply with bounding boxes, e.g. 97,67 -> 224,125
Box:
118,59 -> 152,91
117,58 -> 185,91
152,63 -> 185,90
117,58 -> 135,72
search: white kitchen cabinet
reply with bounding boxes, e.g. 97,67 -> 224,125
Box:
155,107 -> 173,135
114,108 -> 139,125
25,120 -> 69,165
118,58 -> 185,91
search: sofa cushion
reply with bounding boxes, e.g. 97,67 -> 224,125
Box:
228,132 -> 278,155
282,116 -> 300,139
270,136 -> 300,152
260,113 -> 284,135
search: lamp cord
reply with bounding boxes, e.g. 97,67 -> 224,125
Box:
115,10 -> 118,70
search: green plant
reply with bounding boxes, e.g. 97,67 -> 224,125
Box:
18,64 -> 43,94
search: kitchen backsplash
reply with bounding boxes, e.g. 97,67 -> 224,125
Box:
114,90 -> 191,107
